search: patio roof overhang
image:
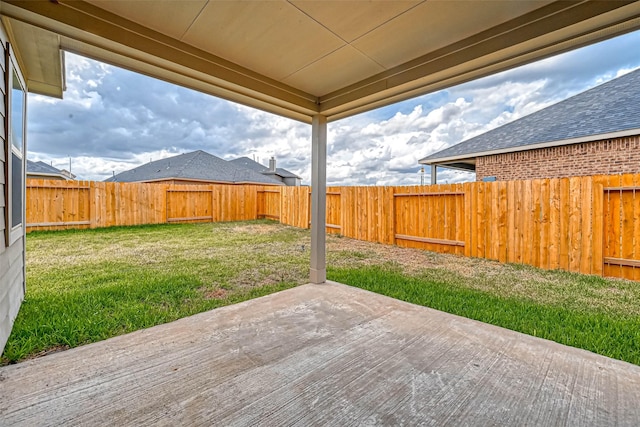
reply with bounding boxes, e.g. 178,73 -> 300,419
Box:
3,0 -> 640,123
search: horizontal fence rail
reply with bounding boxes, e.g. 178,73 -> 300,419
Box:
26,174 -> 640,281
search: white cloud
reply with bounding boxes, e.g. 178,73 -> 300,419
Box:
26,30 -> 640,186
615,65 -> 640,78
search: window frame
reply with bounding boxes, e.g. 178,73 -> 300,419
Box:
5,42 -> 27,247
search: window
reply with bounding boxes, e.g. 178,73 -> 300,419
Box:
6,52 -> 26,245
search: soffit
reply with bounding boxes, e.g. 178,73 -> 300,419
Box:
85,0 -> 548,90
282,45 -> 386,96
180,2 -> 346,82
2,0 -> 640,123
351,0 -> 556,69
1,17 -> 63,98
289,1 -> 421,44
88,0 -> 208,41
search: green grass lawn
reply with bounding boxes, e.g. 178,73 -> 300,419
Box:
2,220 -> 639,366
3,221 -> 309,364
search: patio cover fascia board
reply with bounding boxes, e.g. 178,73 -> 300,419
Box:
3,1 -> 640,123
1,0 -> 320,122
430,162 -> 477,174
419,127 -> 640,166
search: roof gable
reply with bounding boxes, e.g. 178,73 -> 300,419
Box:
229,157 -> 301,179
106,151 -> 282,185
421,68 -> 640,163
27,160 -> 67,177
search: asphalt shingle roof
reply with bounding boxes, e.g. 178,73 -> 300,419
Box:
105,150 -> 283,185
421,68 -> 640,163
229,157 -> 301,179
27,160 -> 66,176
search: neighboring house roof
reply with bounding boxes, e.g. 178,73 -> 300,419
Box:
26,160 -> 72,179
420,67 -> 640,165
229,157 -> 301,179
105,150 -> 283,185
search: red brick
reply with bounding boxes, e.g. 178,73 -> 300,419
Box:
476,136 -> 640,181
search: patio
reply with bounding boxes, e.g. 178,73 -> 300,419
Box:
2,281 -> 639,426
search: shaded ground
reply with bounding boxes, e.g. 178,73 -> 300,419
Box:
4,283 -> 640,426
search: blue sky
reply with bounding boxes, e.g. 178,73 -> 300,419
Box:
27,29 -> 640,185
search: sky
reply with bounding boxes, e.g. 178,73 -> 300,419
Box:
27,29 -> 640,186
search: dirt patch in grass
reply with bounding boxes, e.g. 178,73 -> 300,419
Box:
229,223 -> 279,235
328,235 -> 500,277
202,288 -> 229,300
26,345 -> 71,362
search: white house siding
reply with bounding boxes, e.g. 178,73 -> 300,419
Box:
0,22 -> 26,354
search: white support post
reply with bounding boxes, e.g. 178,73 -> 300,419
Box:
310,114 -> 327,284
430,164 -> 437,185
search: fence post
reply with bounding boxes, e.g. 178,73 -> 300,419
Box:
89,181 -> 95,229
279,187 -> 283,224
162,184 -> 169,224
389,186 -> 396,245
463,183 -> 471,257
208,184 -> 216,222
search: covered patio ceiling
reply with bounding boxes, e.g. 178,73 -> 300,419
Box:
3,0 -> 640,123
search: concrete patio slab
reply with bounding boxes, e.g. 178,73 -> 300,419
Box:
1,281 -> 639,426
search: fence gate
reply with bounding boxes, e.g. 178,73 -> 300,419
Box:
166,189 -> 213,223
26,182 -> 91,231
393,190 -> 466,256
257,188 -> 281,221
602,186 -> 640,281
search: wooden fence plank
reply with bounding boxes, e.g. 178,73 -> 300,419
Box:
609,175 -> 622,278
548,178 -> 560,270
531,179 -> 542,268
491,183 -> 499,260
476,183 -> 485,258
512,180 -> 522,264
538,179 -> 550,270
591,182 -> 604,277
568,177 -> 583,273
579,177 -> 593,275
504,181 -> 513,263
634,175 -> 640,281
386,186 -> 395,245
522,180 -> 533,266
602,176 -> 613,278
463,183 -> 471,257
455,184 -> 465,257
620,174 -> 636,280
558,178 -> 570,271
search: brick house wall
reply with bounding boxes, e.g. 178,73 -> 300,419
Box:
476,135 -> 640,181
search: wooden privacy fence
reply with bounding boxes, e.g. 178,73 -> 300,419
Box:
242,175 -> 640,281
26,180 -> 262,230
27,174 -> 640,281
